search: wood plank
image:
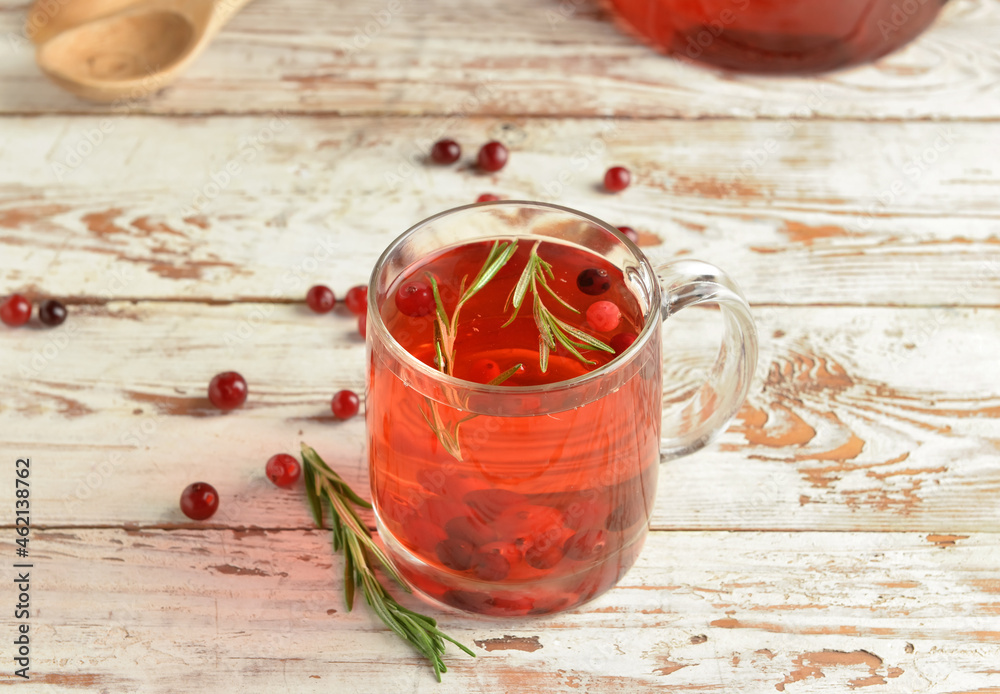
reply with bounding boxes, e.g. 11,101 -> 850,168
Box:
1,302 -> 996,531
2,116 -> 999,305
2,0 -> 999,119
0,528 -> 996,692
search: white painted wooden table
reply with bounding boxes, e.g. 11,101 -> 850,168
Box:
2,0 -> 1000,691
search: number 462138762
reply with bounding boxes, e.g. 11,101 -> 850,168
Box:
15,458 -> 30,556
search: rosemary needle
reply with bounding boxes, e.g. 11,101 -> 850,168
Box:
300,444 -> 476,681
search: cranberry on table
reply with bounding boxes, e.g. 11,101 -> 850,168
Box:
38,299 -> 67,326
476,193 -> 501,203
208,371 -> 248,410
344,285 -> 368,315
305,285 -> 336,314
394,280 -> 434,317
618,226 -> 639,243
430,138 -> 461,165
331,389 -> 360,420
603,166 -> 632,193
265,453 -> 301,487
0,294 -> 31,327
576,268 -> 610,296
586,300 -> 622,332
180,482 -> 219,520
477,141 -> 509,172
611,332 -> 638,355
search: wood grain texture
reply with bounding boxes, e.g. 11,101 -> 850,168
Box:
2,116 -> 999,304
2,0 -> 999,118
1,301 -> 996,531
0,528 -> 996,693
3,0 -> 1000,689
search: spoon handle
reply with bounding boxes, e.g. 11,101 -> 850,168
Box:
209,0 -> 255,31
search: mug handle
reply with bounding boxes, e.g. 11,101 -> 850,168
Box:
654,259 -> 758,460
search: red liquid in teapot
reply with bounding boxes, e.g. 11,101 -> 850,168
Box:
608,0 -> 948,73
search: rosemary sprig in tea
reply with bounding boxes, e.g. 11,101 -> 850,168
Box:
504,241 -> 614,372
300,444 -> 475,681
418,363 -> 523,460
428,239 -> 518,375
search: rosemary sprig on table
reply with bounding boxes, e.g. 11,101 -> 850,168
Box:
300,444 -> 475,681
428,239 -> 518,376
504,241 -> 614,372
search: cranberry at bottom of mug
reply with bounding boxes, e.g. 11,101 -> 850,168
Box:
377,518 -> 649,617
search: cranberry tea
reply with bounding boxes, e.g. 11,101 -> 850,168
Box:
369,238 -> 660,616
367,202 -> 758,617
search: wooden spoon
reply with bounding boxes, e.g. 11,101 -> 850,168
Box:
32,0 -> 253,102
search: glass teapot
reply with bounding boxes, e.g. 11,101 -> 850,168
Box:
607,0 -> 949,74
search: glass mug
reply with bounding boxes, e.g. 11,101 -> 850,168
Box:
366,201 -> 757,616
606,0 -> 949,74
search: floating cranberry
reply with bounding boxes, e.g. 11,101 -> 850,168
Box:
564,529 -> 608,561
344,285 -> 368,315
577,268 -> 610,296
477,141 -> 509,172
471,550 -> 510,581
331,389 -> 360,420
208,371 -> 248,410
395,280 -> 434,317
476,193 -> 501,203
265,453 -> 301,487
586,300 -> 621,332
445,515 -> 498,547
436,537 -> 474,570
180,482 -> 219,520
618,226 -> 639,243
430,138 -> 461,165
0,294 -> 31,327
38,299 -> 67,326
305,285 -> 336,314
357,313 -> 367,338
611,332 -> 638,355
604,166 -> 632,193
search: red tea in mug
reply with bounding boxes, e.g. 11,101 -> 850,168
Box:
368,239 -> 660,616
